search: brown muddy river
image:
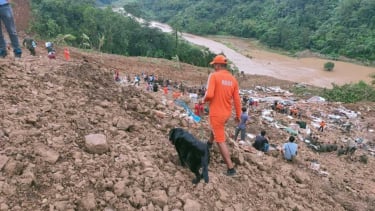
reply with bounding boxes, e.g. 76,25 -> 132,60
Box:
150,21 -> 375,88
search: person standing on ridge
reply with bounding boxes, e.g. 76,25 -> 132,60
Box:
64,48 -> 70,61
234,107 -> 249,142
202,54 -> 241,176
0,0 -> 22,58
319,120 -> 326,132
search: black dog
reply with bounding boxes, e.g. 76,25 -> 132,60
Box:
168,128 -> 209,184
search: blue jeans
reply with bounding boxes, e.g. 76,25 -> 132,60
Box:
234,127 -> 246,141
263,143 -> 269,152
0,4 -> 21,56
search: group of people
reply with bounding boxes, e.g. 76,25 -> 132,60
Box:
233,105 -> 298,161
0,1 -> 70,60
198,54 -> 301,177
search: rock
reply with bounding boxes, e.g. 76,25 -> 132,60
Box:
84,134 -> 109,154
80,192 -> 96,210
34,144 -> 60,164
18,165 -> 36,186
113,180 -> 126,197
167,186 -> 178,197
150,190 -> 168,207
0,155 -> 9,171
233,203 -> 243,211
218,188 -> 229,202
274,175 -> 288,187
291,170 -> 310,184
183,199 -> 201,211
0,203 -> 9,211
100,100 -> 111,108
129,190 -> 147,208
75,118 -> 90,130
1,182 -> 16,196
25,114 -> 39,125
153,110 -> 166,118
232,151 -> 244,165
104,191 -> 116,202
54,201 -> 70,211
117,118 -> 133,131
3,159 -> 24,176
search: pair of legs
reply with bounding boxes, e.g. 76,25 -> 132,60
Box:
0,4 -> 22,57
208,115 -> 234,170
234,127 -> 246,141
209,131 -> 234,169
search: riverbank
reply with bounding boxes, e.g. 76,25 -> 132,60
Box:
208,35 -> 375,88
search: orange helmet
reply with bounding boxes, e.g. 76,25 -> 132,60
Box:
210,55 -> 227,65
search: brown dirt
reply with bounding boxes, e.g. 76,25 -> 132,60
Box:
12,0 -> 31,33
1,46 -> 375,211
1,2 -> 374,211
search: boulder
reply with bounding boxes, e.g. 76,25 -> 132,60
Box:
84,134 -> 109,154
150,190 -> 168,207
34,144 -> 60,164
116,118 -> 133,131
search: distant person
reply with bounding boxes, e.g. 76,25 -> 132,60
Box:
163,85 -> 168,95
318,120 -> 326,132
114,69 -> 120,82
22,37 -> 37,56
194,102 -> 204,117
133,74 -> 140,86
252,130 -> 269,152
152,82 -> 158,92
282,136 -> 298,161
202,54 -> 241,176
242,95 -> 249,106
234,107 -> 249,142
45,41 -> 56,59
0,0 -> 22,58
64,48 -> 70,61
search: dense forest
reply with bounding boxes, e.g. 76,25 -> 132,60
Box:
30,0 -> 215,67
137,0 -> 375,63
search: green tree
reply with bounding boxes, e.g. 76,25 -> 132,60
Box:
324,62 -> 335,71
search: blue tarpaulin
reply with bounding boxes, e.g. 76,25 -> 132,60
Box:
174,99 -> 201,123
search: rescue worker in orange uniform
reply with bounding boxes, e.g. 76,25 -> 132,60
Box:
202,54 -> 241,176
319,120 -> 326,132
64,48 -> 70,61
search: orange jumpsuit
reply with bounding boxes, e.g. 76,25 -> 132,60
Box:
64,48 -> 70,61
203,69 -> 241,142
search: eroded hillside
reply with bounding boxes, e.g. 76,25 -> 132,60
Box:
0,49 -> 374,210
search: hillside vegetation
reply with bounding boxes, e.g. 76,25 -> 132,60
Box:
30,0 -> 215,67
136,0 -> 375,63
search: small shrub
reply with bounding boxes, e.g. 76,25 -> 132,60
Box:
324,62 -> 335,71
322,81 -> 375,103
